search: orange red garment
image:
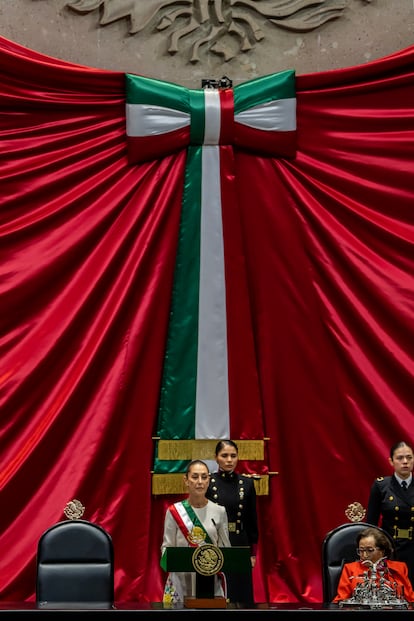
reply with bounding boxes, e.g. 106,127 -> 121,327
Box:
333,560 -> 414,602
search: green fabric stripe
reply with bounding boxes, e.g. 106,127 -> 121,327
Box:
153,146 -> 202,474
233,70 -> 296,114
189,90 -> 205,144
182,500 -> 213,544
160,549 -> 167,571
125,74 -> 190,113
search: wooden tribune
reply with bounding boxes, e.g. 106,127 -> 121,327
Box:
162,546 -> 251,609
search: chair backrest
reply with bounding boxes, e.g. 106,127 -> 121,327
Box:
321,521 -> 395,603
36,519 -> 114,607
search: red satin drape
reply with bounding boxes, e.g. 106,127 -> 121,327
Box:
1,36 -> 413,603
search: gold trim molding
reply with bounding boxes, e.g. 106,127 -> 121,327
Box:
156,438 -> 265,461
152,473 -> 271,496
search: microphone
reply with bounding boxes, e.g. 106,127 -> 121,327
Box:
212,518 -> 221,546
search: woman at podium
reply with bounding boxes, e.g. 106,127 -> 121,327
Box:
161,459 -> 231,605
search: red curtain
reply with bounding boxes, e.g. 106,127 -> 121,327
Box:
1,36 -> 413,603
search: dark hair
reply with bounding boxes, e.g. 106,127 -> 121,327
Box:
390,441 -> 414,459
357,527 -> 393,558
214,439 -> 239,456
185,459 -> 209,475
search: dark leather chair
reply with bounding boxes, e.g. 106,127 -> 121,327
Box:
36,519 -> 114,608
322,521 -> 395,603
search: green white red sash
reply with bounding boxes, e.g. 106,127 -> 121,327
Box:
160,500 -> 212,571
169,499 -> 213,547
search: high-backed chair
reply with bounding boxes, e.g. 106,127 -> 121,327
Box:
36,519 -> 114,608
322,522 -> 395,603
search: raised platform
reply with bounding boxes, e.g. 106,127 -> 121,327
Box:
0,602 -> 412,619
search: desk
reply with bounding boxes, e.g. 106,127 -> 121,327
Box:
0,602 -> 412,619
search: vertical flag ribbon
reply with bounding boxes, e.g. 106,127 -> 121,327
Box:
126,71 -> 296,474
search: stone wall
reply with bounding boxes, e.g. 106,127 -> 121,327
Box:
0,0 -> 413,85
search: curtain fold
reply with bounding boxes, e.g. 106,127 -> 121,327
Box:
1,35 -> 413,602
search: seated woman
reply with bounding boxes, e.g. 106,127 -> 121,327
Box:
333,526 -> 414,603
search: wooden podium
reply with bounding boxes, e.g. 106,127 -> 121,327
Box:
163,546 -> 251,609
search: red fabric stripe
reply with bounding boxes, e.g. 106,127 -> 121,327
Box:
219,145 -> 265,442
168,504 -> 197,547
234,123 -> 297,158
127,126 -> 190,163
219,89 -> 235,145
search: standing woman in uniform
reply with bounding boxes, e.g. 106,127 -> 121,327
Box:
366,440 -> 414,587
206,440 -> 259,604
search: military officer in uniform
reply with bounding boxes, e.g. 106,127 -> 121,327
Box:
366,440 -> 414,587
206,440 -> 259,605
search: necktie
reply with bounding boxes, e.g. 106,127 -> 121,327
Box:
402,481 -> 408,490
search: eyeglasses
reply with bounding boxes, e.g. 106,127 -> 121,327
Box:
356,547 -> 379,555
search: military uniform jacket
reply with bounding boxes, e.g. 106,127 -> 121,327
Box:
366,475 -> 414,539
206,470 -> 258,603
206,470 -> 258,551
366,474 -> 414,587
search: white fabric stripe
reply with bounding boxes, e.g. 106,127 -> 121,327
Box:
175,502 -> 195,533
126,103 -> 190,137
203,90 -> 221,145
235,97 -> 296,131
195,146 -> 230,440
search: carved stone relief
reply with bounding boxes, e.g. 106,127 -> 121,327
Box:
66,0 -> 372,64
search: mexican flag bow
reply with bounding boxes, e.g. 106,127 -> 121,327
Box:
126,71 -> 296,473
